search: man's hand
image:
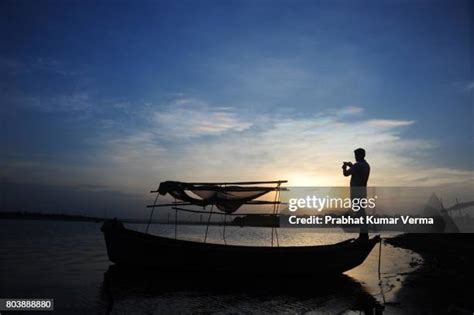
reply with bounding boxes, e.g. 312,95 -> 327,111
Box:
342,161 -> 353,169
342,162 -> 353,176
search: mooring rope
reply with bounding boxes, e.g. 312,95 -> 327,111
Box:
378,237 -> 387,305
378,237 -> 382,278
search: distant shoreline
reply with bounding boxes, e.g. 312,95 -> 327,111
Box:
0,211 -> 108,222
0,211 -> 248,226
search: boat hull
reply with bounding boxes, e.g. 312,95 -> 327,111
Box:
101,220 -> 379,275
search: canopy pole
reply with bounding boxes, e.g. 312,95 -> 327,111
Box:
147,200 -> 286,208
204,205 -> 214,243
145,192 -> 160,234
174,207 -> 178,240
171,206 -> 282,217
165,180 -> 288,186
271,188 -> 275,246
223,213 -> 227,245
276,187 -> 281,246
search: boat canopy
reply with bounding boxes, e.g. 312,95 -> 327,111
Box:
156,181 -> 286,213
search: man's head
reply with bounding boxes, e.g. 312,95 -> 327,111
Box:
354,148 -> 366,162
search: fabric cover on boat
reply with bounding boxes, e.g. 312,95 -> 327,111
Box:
157,181 -> 274,213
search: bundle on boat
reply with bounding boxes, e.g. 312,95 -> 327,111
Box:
148,180 -> 287,213
101,180 -> 380,275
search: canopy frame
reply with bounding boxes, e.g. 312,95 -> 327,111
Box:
145,180 -> 287,247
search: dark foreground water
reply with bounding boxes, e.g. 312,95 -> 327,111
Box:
0,220 -> 420,314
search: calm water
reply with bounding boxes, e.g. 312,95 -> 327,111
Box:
0,220 -> 420,314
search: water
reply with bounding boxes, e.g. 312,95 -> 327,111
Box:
0,220 -> 420,314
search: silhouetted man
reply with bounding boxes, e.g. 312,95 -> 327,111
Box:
342,148 -> 370,241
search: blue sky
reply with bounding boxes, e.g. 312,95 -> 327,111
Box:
1,0 -> 473,205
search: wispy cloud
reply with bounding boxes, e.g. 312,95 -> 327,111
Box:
451,80 -> 474,93
151,98 -> 252,139
366,119 -> 415,128
91,99 -> 472,190
336,106 -> 364,116
465,81 -> 474,91
0,56 -> 29,75
2,55 -> 94,114
0,56 -> 83,76
4,96 -> 472,193
11,91 -> 93,112
106,131 -> 165,164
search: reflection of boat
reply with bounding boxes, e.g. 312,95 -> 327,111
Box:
102,180 -> 380,275
101,265 -> 384,313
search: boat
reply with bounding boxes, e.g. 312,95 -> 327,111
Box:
102,180 -> 380,275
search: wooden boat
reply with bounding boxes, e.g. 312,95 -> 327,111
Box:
102,220 -> 379,275
101,180 -> 380,275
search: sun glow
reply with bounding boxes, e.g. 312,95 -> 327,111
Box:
284,172 -> 348,187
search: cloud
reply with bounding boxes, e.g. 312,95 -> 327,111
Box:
151,98 -> 252,139
451,80 -> 474,92
366,119 -> 415,128
49,92 -> 92,111
162,116 -> 418,185
336,106 -> 364,116
24,92 -> 93,112
1,56 -> 93,114
106,131 -> 165,164
4,98 -> 472,194
92,101 -> 472,191
6,90 -> 99,114
0,55 -> 83,76
0,56 -> 30,75
465,81 -> 474,91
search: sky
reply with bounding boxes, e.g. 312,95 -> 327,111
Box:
1,0 -> 473,215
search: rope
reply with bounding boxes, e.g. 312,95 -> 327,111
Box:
223,213 -> 227,245
271,184 -> 281,247
147,182 -> 284,247
377,237 -> 386,305
204,204 -> 214,243
174,207 -> 178,239
145,192 -> 160,234
157,208 -> 195,236
378,237 -> 382,279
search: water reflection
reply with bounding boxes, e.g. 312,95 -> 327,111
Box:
101,265 -> 384,314
1,220 -> 419,314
